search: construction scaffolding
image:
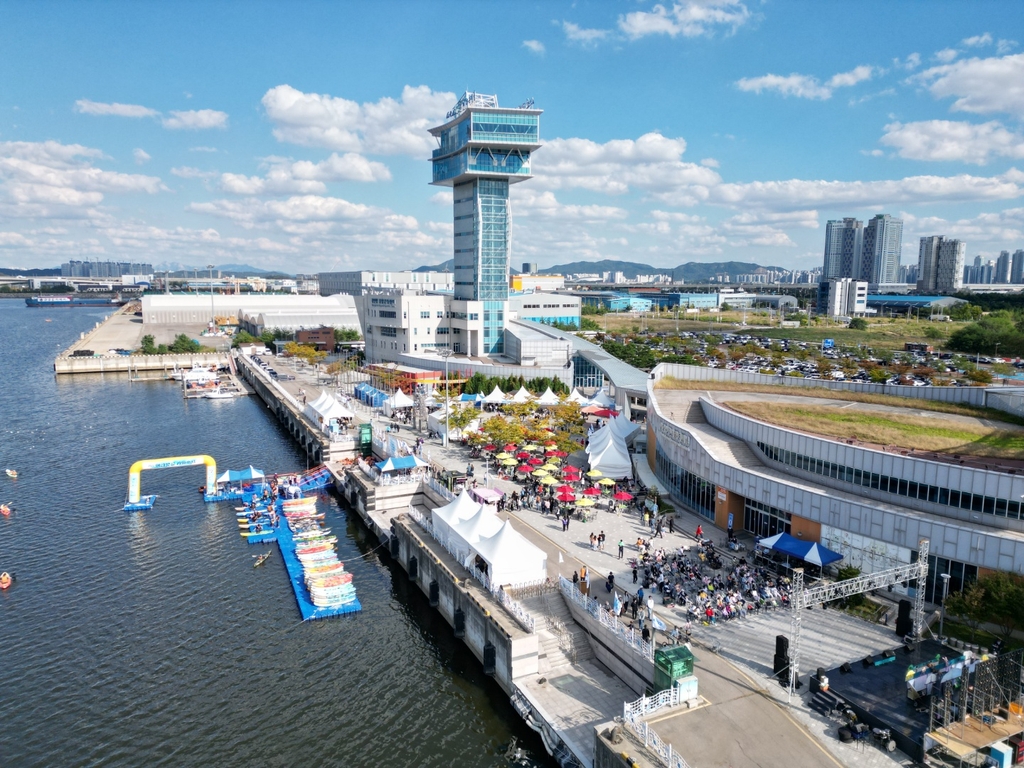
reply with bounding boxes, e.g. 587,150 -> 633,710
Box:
789,538 -> 930,698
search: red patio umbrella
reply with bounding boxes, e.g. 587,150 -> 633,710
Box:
528,457 -> 544,465
551,450 -> 569,458
562,467 -> 581,476
555,485 -> 575,494
613,491 -> 634,501
556,492 -> 576,503
483,444 -> 497,451
544,441 -> 557,447
544,450 -> 559,457
516,452 -> 531,460
583,487 -> 602,496
516,465 -> 533,473
503,443 -> 518,452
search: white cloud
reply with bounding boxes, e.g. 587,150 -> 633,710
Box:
171,166 -> 217,179
560,21 -> 610,45
893,52 -> 921,71
737,66 -> 875,100
700,157 -> 720,168
516,189 -> 628,221
133,148 -> 151,165
0,231 -> 31,246
827,65 -> 876,88
0,140 -> 163,213
934,48 -> 960,63
961,33 -> 993,48
912,53 -> 1024,117
74,99 -> 158,118
998,39 -> 1018,55
736,73 -> 832,100
189,146 -> 219,153
534,132 -> 720,199
618,1 -> 751,40
162,109 -> 228,130
900,207 -> 1024,247
707,170 -> 1024,210
220,153 -> 390,196
261,84 -> 454,156
880,120 -> 1024,165
522,39 -> 545,55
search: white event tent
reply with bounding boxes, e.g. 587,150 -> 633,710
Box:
567,389 -> 589,404
609,413 -> 640,442
483,385 -> 506,405
585,425 -> 615,454
535,388 -> 561,406
588,438 -> 633,480
588,390 -> 615,408
383,388 -> 415,416
511,386 -> 533,403
471,519 -> 548,586
430,490 -> 482,550
448,507 -> 504,559
304,390 -> 356,432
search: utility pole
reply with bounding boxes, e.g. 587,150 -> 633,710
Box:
440,349 -> 453,447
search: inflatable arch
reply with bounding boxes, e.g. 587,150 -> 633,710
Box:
127,455 -> 217,504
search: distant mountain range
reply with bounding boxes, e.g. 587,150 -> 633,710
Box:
0,267 -> 60,277
539,259 -> 789,282
413,259 -> 454,273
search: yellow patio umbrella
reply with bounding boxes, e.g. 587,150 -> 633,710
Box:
575,498 -> 596,507
597,477 -> 616,486
524,444 -> 541,452
501,458 -> 518,466
539,463 -> 560,472
532,469 -> 550,477
586,469 -> 603,478
495,452 -> 512,460
539,475 -> 558,485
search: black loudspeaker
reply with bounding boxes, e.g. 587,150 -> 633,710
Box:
863,656 -> 874,668
896,599 -> 913,637
840,662 -> 853,675
904,643 -> 916,655
810,667 -> 825,694
774,653 -> 790,681
884,649 -> 896,660
776,634 -> 790,657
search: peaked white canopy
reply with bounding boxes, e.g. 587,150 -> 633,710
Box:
589,390 -> 615,408
483,385 -> 506,404
609,413 -> 640,441
588,438 -> 632,480
449,507 -> 503,549
305,390 -> 355,429
567,389 -> 589,404
390,388 -> 415,408
431,489 -> 483,547
535,387 -> 561,406
585,425 -> 615,454
471,519 -> 547,586
511,386 -> 533,403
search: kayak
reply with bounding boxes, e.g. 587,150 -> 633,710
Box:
253,552 -> 272,568
241,530 -> 276,538
303,562 -> 345,575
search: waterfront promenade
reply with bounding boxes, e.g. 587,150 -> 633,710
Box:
267,361 -> 911,768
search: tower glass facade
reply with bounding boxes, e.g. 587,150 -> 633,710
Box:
430,92 -> 541,355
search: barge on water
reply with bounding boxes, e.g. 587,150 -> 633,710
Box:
25,295 -> 127,307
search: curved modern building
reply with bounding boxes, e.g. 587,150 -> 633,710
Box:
646,364 -> 1024,603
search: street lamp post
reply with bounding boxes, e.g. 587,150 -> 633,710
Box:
938,572 -> 951,644
440,349 -> 453,447
207,264 -> 215,329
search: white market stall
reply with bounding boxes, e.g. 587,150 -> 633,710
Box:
471,519 -> 547,587
588,438 -> 633,480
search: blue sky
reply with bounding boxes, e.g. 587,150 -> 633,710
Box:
1,0 -> 1022,273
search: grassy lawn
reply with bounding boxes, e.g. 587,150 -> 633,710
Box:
725,401 -> 1024,458
655,376 -> 1024,424
941,619 -> 1019,652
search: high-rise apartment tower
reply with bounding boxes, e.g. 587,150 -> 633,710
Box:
861,214 -> 904,284
822,218 -> 864,280
917,236 -> 965,293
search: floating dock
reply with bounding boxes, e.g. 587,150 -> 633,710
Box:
275,508 -> 361,620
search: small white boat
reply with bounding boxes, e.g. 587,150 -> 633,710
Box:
205,389 -> 235,400
4,469 -> 17,479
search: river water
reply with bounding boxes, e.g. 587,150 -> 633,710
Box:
0,302 -> 550,767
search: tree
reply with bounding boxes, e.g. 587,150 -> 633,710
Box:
446,405 -> 478,435
976,572 -> 1024,640
848,318 -> 868,331
949,302 -> 982,322
168,334 -> 200,353
334,327 -> 361,342
140,334 -> 157,354
836,565 -> 864,608
232,330 -> 256,348
944,580 -> 987,643
480,415 -> 526,447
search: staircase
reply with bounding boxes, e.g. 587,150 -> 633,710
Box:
520,591 -> 595,673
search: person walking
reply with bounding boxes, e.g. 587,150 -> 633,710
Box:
668,516 -> 674,534
617,539 -> 624,559
632,566 -> 638,584
695,524 -> 703,540
598,531 -> 606,551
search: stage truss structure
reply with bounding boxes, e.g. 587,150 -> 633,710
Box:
789,538 -> 929,699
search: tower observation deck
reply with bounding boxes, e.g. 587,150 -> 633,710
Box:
430,92 -> 541,355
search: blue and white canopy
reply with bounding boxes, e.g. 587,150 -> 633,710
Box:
759,532 -> 843,566
216,466 -> 265,484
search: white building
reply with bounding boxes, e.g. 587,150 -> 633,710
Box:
140,294 -> 360,333
816,279 -> 867,317
319,270 -> 453,297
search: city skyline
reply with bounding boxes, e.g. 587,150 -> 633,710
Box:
1,1 -> 1023,273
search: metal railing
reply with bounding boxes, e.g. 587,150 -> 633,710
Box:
425,476 -> 456,502
620,705 -> 693,768
624,687 -> 682,720
356,457 -> 379,482
406,507 -> 536,633
559,576 -> 653,661
504,578 -> 557,601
